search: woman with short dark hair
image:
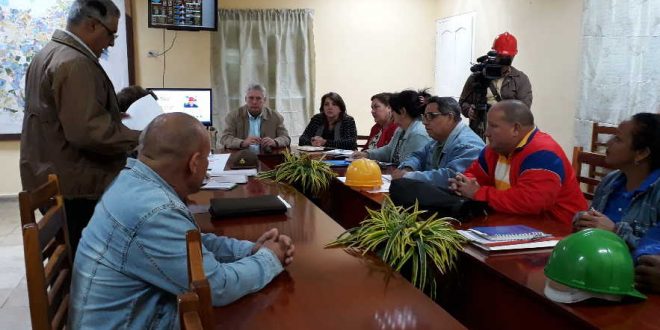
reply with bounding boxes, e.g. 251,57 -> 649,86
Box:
353,89 -> 432,164
574,113 -> 660,264
299,92 -> 357,150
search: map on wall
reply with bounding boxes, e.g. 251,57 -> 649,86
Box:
0,0 -> 129,135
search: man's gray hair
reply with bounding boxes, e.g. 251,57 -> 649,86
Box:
67,0 -> 121,27
245,83 -> 267,98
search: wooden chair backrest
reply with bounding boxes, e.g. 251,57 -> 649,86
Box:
591,122 -> 617,153
357,134 -> 370,150
18,174 -> 72,330
178,292 -> 204,330
186,230 -> 214,329
588,122 -> 617,182
572,146 -> 611,200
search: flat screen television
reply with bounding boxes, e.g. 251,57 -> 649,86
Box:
148,0 -> 217,31
148,88 -> 212,126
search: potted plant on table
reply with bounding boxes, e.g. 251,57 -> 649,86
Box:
257,151 -> 336,196
326,196 -> 466,298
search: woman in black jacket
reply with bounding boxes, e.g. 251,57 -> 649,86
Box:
299,92 -> 357,150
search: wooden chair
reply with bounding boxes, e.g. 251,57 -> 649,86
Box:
185,229 -> 214,329
590,121 -> 617,153
178,291 -> 204,330
357,134 -> 370,150
18,174 -> 72,330
572,146 -> 612,200
588,122 -> 617,182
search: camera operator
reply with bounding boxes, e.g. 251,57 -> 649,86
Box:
459,32 -> 532,139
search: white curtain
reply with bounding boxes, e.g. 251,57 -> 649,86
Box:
211,9 -> 315,143
574,0 -> 660,148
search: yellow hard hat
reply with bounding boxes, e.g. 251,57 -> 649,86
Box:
345,159 -> 382,189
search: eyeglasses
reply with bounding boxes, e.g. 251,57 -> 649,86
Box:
91,17 -> 118,40
422,112 -> 446,121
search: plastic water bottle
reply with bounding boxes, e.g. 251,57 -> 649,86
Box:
249,144 -> 260,154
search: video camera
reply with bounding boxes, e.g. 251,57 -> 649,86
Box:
469,50 -> 512,80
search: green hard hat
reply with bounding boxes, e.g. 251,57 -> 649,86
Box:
544,229 -> 646,301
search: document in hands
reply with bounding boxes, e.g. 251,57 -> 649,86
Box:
121,95 -> 164,130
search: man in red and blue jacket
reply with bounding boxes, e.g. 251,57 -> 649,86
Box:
450,100 -> 587,225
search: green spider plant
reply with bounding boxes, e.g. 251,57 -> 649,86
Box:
326,196 -> 466,298
257,151 -> 336,196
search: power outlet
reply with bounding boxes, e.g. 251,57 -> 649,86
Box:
147,50 -> 159,57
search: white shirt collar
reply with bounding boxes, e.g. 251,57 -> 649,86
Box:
61,29 -> 97,58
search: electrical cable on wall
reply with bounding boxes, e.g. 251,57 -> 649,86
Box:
146,29 -> 178,87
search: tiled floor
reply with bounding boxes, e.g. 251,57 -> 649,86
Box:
0,197 -> 31,329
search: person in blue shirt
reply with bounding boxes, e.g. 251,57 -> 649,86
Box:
573,113 -> 660,264
353,90 -> 432,164
69,112 -> 295,329
391,96 -> 485,188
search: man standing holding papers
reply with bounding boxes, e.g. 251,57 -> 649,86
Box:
20,0 -> 140,256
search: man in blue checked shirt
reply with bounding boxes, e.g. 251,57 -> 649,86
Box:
392,96 -> 484,188
69,112 -> 294,329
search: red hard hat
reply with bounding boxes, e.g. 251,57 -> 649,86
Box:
492,32 -> 518,57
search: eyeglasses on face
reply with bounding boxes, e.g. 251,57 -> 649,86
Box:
422,112 -> 446,121
91,17 -> 118,40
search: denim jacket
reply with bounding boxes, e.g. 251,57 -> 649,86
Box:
366,119 -> 431,164
587,170 -> 660,259
398,121 -> 484,188
69,158 -> 283,329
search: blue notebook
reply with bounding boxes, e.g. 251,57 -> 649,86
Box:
468,225 -> 550,242
323,160 -> 351,167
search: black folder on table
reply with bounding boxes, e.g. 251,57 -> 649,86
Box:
209,195 -> 287,219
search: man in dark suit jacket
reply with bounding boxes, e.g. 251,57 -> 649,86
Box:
220,84 -> 291,149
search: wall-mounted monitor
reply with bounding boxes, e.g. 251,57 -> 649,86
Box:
148,0 -> 217,31
148,88 -> 213,126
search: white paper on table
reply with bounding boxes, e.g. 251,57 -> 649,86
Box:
209,168 -> 258,177
201,180 -> 236,190
324,149 -> 354,157
121,95 -> 164,130
337,175 -> 391,193
297,146 -> 325,152
207,154 -> 230,174
188,204 -> 209,214
211,174 -> 248,184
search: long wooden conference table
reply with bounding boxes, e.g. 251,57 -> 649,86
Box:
327,160 -> 660,330
192,150 -> 659,329
192,160 -> 465,329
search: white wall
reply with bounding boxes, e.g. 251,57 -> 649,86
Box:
0,141 -> 20,196
0,0 -> 585,195
436,0 -> 584,154
134,0 -> 438,135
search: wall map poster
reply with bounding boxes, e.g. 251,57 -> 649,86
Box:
0,0 -> 128,135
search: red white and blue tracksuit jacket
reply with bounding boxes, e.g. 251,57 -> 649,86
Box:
464,128 -> 587,225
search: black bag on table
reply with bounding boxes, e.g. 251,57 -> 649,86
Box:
389,178 -> 489,220
209,195 -> 287,219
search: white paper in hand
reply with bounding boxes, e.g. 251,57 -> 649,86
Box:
121,95 -> 164,130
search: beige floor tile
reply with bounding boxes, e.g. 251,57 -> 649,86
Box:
0,306 -> 31,330
0,288 -> 11,308
0,245 -> 25,290
3,281 -> 28,308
